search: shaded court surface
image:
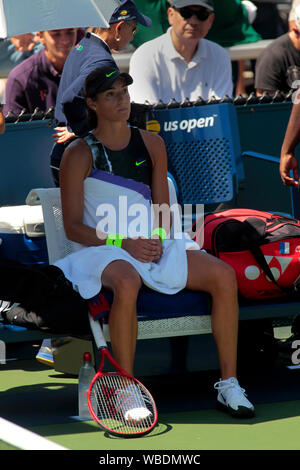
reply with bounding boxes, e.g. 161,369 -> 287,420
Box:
1,341 -> 300,454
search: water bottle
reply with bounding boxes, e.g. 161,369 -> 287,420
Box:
78,352 -> 95,419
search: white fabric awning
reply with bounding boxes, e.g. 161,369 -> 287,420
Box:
0,0 -> 120,38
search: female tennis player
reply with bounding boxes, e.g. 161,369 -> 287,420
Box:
55,66 -> 255,420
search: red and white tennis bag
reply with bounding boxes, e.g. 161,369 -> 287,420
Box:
192,208 -> 300,300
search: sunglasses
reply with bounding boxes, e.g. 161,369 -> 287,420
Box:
174,6 -> 212,22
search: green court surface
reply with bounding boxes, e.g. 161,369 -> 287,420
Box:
29,402 -> 300,451
0,440 -> 19,450
1,343 -> 300,451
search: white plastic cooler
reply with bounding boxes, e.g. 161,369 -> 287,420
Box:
0,205 -> 48,264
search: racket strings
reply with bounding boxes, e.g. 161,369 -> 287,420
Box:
90,374 -> 156,435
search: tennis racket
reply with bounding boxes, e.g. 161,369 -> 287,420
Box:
87,312 -> 158,438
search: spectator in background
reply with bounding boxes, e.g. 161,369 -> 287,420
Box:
9,33 -> 38,53
255,4 -> 300,96
3,28 -> 78,116
130,0 -> 169,48
252,0 -> 286,39
0,31 -> 85,105
289,0 -> 300,30
206,0 -> 260,47
129,0 -> 233,105
0,33 -> 42,77
0,34 -> 43,102
130,1 -> 261,96
205,0 -> 261,95
0,105 -> 5,133
131,1 -> 260,51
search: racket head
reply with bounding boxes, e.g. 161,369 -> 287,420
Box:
87,370 -> 158,438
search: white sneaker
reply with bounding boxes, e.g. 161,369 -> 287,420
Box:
214,377 -> 255,418
114,384 -> 152,422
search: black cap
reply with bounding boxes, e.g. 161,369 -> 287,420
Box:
84,66 -> 133,98
110,0 -> 152,26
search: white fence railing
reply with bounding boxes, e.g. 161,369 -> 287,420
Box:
113,39 -> 274,72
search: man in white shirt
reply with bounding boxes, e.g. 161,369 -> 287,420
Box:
129,0 -> 233,104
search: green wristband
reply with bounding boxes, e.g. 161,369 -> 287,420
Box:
151,227 -> 167,243
105,234 -> 125,248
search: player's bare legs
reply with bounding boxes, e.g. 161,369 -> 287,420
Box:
101,260 -> 141,376
186,250 -> 254,417
186,250 -> 238,380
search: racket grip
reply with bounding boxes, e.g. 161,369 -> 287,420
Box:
88,313 -> 107,349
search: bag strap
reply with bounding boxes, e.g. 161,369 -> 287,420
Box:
242,219 -> 298,296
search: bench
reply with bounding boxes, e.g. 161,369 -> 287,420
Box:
23,183 -> 300,347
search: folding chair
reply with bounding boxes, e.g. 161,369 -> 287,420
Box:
149,103 -> 243,208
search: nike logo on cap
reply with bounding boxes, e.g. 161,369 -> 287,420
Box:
106,71 -> 117,78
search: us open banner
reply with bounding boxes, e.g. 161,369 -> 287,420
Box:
146,103 -> 244,206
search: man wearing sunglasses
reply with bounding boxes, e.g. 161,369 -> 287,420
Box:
129,0 -> 233,105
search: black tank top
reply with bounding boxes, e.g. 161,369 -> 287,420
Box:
84,127 -> 152,187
